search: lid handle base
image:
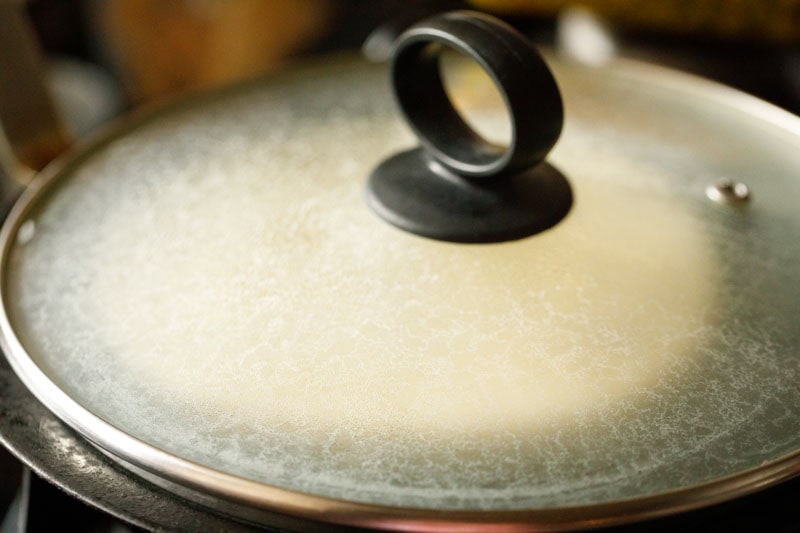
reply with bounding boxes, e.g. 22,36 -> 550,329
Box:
368,148 -> 571,243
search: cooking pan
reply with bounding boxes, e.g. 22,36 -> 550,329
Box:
1,6 -> 799,531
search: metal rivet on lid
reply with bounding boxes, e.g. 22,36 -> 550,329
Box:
16,220 -> 35,245
706,178 -> 751,205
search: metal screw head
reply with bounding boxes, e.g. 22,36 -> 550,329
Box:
706,178 -> 751,205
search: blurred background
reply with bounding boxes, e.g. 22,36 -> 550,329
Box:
2,0 -> 800,531
18,0 -> 800,138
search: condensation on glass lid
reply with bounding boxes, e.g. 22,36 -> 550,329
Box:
3,57 -> 799,511
4,110 -> 718,436
5,130 -> 718,506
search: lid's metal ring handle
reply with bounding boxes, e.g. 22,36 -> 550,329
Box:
392,10 -> 563,178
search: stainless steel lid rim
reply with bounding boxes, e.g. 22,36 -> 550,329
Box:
3,334 -> 800,531
2,280 -> 800,526
1,53 -> 800,529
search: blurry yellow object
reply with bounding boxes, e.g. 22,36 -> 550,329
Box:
97,0 -> 333,102
470,0 -> 800,42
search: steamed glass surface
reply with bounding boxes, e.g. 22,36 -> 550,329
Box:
4,57 -> 800,510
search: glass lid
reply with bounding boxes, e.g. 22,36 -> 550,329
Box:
1,25 -> 799,529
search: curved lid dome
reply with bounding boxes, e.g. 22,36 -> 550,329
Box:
1,47 -> 799,526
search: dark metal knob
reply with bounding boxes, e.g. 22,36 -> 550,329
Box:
367,10 -> 572,243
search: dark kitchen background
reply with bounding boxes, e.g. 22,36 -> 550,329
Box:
1,0 -> 799,531
16,0 -> 800,136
